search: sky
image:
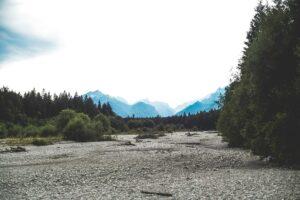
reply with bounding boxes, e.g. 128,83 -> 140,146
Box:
0,0 -> 259,107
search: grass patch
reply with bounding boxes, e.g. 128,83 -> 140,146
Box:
0,135 -> 115,146
0,136 -> 63,146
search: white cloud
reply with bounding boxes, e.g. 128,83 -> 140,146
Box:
0,0 -> 258,107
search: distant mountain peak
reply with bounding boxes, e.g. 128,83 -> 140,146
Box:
133,101 -> 148,106
176,88 -> 225,116
140,99 -> 175,117
192,101 -> 202,105
85,90 -> 104,97
84,91 -> 161,118
130,101 -> 159,117
84,87 -> 225,118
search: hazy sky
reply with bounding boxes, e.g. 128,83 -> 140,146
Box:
0,0 -> 258,107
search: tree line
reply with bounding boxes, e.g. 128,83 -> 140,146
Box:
217,0 -> 300,164
0,87 -> 219,141
0,87 -> 113,124
125,110 -> 219,132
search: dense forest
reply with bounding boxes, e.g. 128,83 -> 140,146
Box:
0,87 -> 114,123
0,87 -> 219,141
217,0 -> 300,164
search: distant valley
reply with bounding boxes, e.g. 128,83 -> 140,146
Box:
84,87 -> 225,117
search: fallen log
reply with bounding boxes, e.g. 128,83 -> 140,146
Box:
0,146 -> 26,153
141,190 -> 172,197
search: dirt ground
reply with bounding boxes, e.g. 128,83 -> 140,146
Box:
0,132 -> 299,199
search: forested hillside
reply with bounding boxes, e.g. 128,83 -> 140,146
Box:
217,0 -> 300,164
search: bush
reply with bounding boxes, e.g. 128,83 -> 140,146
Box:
94,113 -> 111,132
127,119 -> 143,129
56,109 -> 77,131
56,110 -> 115,142
32,138 -> 52,146
156,124 -> 165,131
77,112 -> 91,123
135,132 -> 162,139
142,119 -> 155,128
165,124 -> 176,132
23,125 -> 41,137
109,116 -> 129,132
41,124 -> 57,137
63,117 -> 96,142
0,122 -> 8,138
7,124 -> 23,137
92,120 -> 104,134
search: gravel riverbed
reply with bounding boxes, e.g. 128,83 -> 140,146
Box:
0,132 -> 299,199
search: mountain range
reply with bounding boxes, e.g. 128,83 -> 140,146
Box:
84,87 -> 225,118
176,87 -> 225,115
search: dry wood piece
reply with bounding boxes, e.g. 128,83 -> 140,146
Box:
141,190 -> 172,197
186,132 -> 198,136
120,141 -> 136,146
0,146 -> 26,153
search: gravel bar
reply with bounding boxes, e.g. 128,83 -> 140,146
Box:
0,132 -> 299,199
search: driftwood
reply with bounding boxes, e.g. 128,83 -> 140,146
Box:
141,190 -> 172,197
119,141 -> 136,146
185,132 -> 197,136
0,146 -> 26,153
135,138 -> 142,142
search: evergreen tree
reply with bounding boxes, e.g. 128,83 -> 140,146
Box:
218,0 -> 300,164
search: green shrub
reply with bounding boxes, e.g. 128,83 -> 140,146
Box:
127,119 -> 143,129
32,138 -> 52,146
63,117 -> 96,142
56,109 -> 77,131
109,116 -> 129,132
142,119 -> 155,128
94,113 -> 111,132
165,124 -> 176,132
57,110 -> 115,142
7,124 -> 23,137
23,125 -> 41,137
77,112 -> 91,123
156,124 -> 165,131
93,120 -> 104,134
0,122 -> 8,138
41,124 -> 57,137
